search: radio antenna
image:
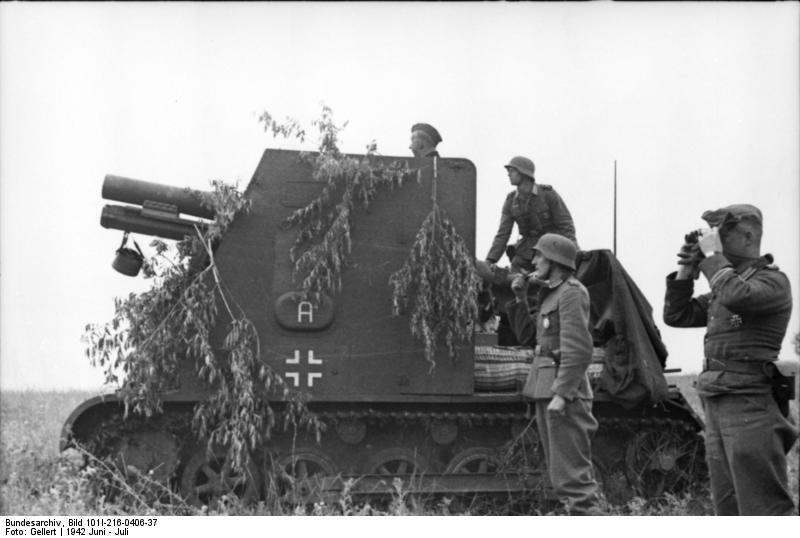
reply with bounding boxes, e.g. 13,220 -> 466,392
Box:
613,160 -> 618,257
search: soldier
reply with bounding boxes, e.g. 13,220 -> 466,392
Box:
663,204 -> 798,516
409,123 -> 441,158
485,156 -> 577,273
506,233 -> 600,515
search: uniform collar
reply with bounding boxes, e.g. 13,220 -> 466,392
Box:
543,275 -> 565,289
514,183 -> 538,200
729,253 -> 767,273
736,254 -> 774,279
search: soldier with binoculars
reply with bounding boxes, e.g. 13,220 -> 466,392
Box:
664,204 -> 797,516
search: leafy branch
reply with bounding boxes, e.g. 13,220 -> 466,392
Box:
261,105 -> 481,370
83,180 -> 318,471
389,169 -> 481,370
260,104 -> 412,299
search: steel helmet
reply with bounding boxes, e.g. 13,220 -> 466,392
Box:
504,156 -> 535,180
533,233 -> 577,270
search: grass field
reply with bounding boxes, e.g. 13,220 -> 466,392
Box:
1,381 -> 797,516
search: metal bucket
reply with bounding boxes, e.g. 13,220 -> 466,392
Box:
112,233 -> 144,276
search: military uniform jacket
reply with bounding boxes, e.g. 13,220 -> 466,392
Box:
663,253 -> 792,396
506,275 -> 594,400
486,184 -> 577,264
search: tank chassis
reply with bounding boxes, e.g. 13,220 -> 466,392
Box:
62,150 -> 706,508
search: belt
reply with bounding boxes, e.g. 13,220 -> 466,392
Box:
703,357 -> 769,376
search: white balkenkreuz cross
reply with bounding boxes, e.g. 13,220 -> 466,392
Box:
284,349 -> 323,388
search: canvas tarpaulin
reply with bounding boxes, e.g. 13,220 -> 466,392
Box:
576,249 -> 669,406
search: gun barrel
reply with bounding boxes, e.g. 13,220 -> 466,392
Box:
101,205 -> 205,241
102,175 -> 215,220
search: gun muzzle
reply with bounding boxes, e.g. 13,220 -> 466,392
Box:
102,175 -> 215,220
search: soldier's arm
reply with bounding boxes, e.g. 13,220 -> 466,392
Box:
699,254 -> 792,314
486,195 -> 514,263
551,285 -> 592,400
546,189 -> 577,245
663,273 -> 710,327
504,298 -> 537,346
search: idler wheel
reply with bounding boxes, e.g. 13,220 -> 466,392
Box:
275,450 -> 337,505
445,447 -> 501,474
180,447 -> 261,507
624,429 -> 705,499
364,448 -> 430,477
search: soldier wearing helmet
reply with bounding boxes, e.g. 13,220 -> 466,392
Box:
409,123 -> 441,158
664,204 -> 797,515
485,156 -> 577,273
505,233 -> 601,515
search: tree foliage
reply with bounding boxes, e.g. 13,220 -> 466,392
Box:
389,169 -> 481,369
83,181 -> 317,470
260,105 -> 411,299
262,105 -> 480,369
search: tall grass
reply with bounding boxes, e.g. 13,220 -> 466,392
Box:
1,390 -> 101,514
1,385 -> 796,515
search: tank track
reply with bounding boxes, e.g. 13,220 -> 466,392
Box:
313,406 -> 705,502
71,401 -> 706,508
316,407 -> 698,431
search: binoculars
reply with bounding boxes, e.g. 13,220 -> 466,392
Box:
684,228 -> 713,245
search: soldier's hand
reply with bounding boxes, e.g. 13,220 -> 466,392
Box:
676,242 -> 702,265
528,273 -> 549,288
510,274 -> 529,300
698,226 -> 723,257
675,237 -> 704,280
547,394 -> 567,416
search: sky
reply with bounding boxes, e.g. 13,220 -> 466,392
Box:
1,2 -> 798,391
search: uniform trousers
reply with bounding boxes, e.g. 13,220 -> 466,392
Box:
535,397 -> 600,514
701,393 -> 798,515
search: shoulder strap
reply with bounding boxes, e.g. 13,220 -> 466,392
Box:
740,255 -> 775,281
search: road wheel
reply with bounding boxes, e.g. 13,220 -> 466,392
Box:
364,448 -> 431,477
445,447 -> 501,474
180,447 -> 261,507
273,450 -> 337,506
